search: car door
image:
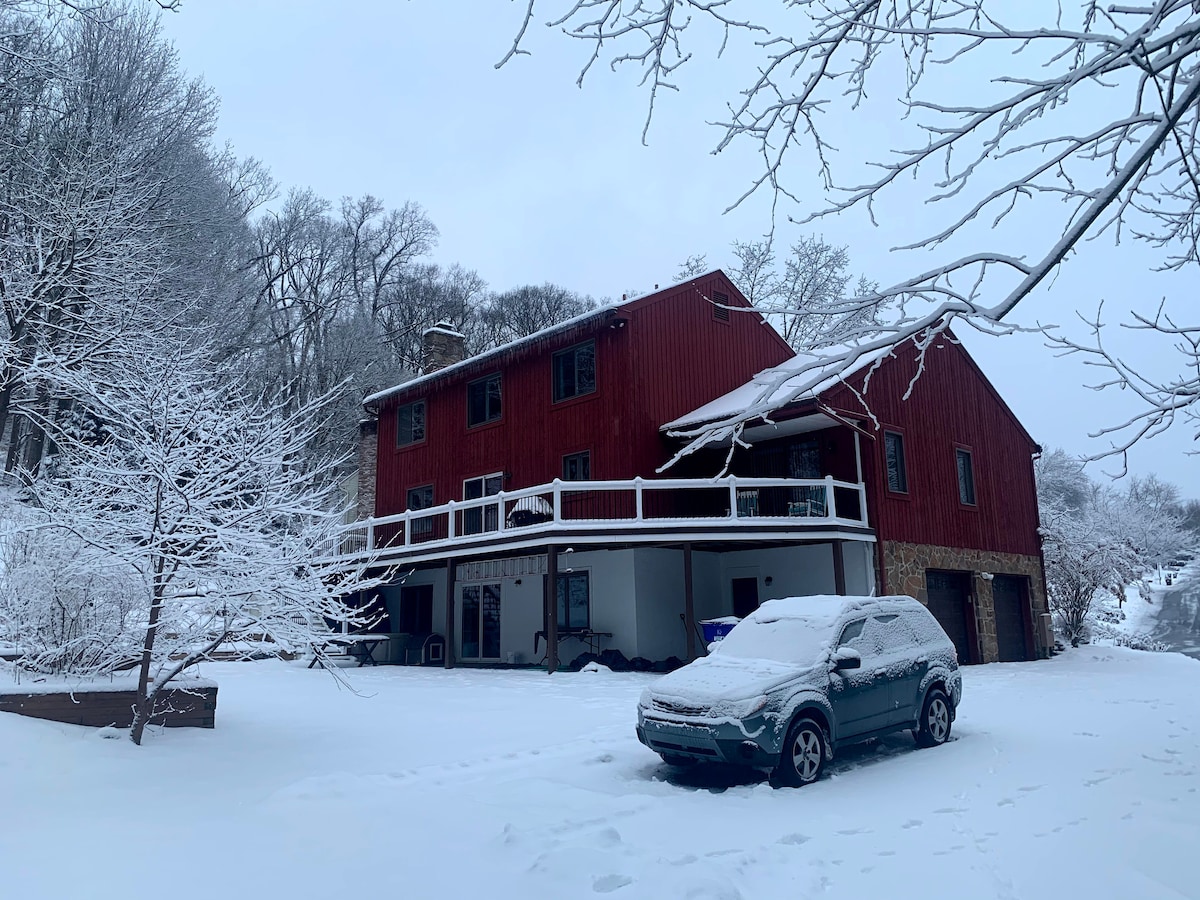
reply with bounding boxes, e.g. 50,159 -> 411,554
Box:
872,613 -> 925,728
828,618 -> 893,738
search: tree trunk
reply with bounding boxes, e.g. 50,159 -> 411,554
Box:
131,551 -> 168,746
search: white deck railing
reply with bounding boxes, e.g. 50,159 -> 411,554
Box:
328,476 -> 868,562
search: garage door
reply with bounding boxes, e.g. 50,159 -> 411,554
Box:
924,570 -> 975,664
991,575 -> 1031,662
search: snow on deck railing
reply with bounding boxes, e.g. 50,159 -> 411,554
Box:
324,476 -> 867,562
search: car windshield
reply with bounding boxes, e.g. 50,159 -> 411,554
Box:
714,615 -> 838,665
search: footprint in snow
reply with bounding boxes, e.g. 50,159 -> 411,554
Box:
778,833 -> 811,846
934,807 -> 966,815
1017,785 -> 1043,793
593,874 -> 633,893
902,819 -> 923,828
836,827 -> 870,836
997,798 -> 1015,807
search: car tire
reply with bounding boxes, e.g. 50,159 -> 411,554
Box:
774,717 -> 828,787
915,687 -> 952,748
659,754 -> 697,767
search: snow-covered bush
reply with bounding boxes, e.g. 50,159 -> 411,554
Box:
0,505 -> 144,675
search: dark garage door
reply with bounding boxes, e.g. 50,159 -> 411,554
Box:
991,575 -> 1031,662
924,570 -> 975,664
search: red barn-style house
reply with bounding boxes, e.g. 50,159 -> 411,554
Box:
342,271 -> 1049,671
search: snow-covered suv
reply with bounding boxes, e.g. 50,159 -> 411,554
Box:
636,595 -> 962,786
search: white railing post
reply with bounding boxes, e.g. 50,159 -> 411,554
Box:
825,475 -> 835,519
729,475 -> 738,520
366,520 -> 375,552
634,476 -> 644,521
858,484 -> 867,524
447,500 -> 456,539
553,479 -> 563,523
497,490 -> 506,532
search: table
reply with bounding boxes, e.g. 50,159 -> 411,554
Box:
533,629 -> 613,659
308,634 -> 391,668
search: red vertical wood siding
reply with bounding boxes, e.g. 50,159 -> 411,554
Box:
372,273 -> 793,517
823,334 -> 1041,557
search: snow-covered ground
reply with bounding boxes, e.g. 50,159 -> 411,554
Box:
2,648 -> 1198,900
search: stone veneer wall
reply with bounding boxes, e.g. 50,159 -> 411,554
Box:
357,417 -> 378,521
881,540 -> 1048,663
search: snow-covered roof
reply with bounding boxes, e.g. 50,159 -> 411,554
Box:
662,342 -> 892,432
364,269 -> 733,407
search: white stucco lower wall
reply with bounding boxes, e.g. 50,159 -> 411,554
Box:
380,539 -> 875,666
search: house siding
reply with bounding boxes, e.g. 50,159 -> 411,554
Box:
824,335 -> 1042,558
373,274 -> 792,517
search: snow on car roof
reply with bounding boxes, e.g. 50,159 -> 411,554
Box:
747,594 -> 922,627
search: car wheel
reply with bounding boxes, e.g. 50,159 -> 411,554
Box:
659,754 -> 697,767
915,688 -> 952,748
774,718 -> 828,787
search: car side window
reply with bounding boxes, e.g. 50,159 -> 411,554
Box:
872,614 -> 919,654
837,619 -> 868,653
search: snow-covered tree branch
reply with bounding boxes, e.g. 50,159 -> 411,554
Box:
507,2 -> 1200,455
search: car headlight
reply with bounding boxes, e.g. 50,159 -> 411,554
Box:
717,695 -> 768,719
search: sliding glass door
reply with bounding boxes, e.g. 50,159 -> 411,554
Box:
461,583 -> 501,660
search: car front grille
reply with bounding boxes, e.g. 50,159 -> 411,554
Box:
652,698 -> 709,717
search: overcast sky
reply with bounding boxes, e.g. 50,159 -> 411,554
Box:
161,2 -> 1196,490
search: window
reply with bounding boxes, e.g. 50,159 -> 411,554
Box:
956,447 -> 976,506
463,473 -> 503,534
467,373 -> 502,426
398,584 -> 433,634
557,571 -> 590,632
552,341 -> 596,402
884,431 -> 908,493
562,450 -> 591,481
397,399 -> 425,446
712,291 -> 731,322
407,484 -> 435,536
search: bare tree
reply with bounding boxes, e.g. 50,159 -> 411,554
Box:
476,283 -> 597,350
505,2 -> 1200,458
13,336 -> 383,745
677,236 -> 882,349
1036,448 -> 1189,643
0,5 -> 229,474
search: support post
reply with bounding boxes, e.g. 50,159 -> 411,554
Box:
832,540 -> 847,596
546,545 -> 559,674
443,558 -> 456,668
683,544 -> 696,661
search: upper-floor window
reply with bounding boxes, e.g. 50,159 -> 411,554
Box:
562,450 -> 591,481
467,373 -> 502,427
552,341 -> 596,402
407,484 -> 434,511
884,430 -> 908,493
397,399 -> 426,447
407,484 -> 435,536
463,473 -> 503,534
956,447 -> 976,506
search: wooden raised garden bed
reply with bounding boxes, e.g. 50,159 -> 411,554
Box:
0,681 -> 218,729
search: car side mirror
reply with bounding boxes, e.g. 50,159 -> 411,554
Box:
832,647 -> 862,671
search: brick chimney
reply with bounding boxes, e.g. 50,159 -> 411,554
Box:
356,417 -> 378,521
422,322 -> 465,374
